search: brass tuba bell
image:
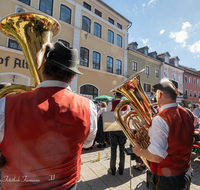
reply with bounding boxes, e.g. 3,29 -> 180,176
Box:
0,12 -> 60,97
111,69 -> 157,169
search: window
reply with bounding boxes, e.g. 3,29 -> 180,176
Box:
155,69 -> 159,78
193,78 -> 196,85
108,17 -> 114,25
164,72 -> 168,78
39,0 -> 53,15
198,92 -> 200,98
144,83 -> 151,92
80,47 -> 89,67
174,60 -> 178,66
198,79 -> 200,86
116,60 -> 122,75
95,9 -> 102,17
94,22 -> 101,38
165,56 -> 169,63
18,0 -> 30,5
185,90 -> 188,95
189,77 -> 192,84
153,54 -> 157,59
117,23 -> 122,30
80,85 -> 98,98
107,56 -> 113,73
60,5 -> 71,24
92,52 -> 100,70
108,30 -> 114,44
83,2 -> 91,11
185,76 -> 187,83
178,76 -> 182,83
82,16 -> 91,33
145,66 -> 149,75
194,91 -> 197,97
116,34 -> 122,47
58,39 -> 70,47
172,74 -> 176,81
144,49 -> 148,56
190,90 -> 192,97
8,39 -> 21,50
133,61 -> 137,71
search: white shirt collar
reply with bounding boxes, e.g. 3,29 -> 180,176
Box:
36,80 -> 72,91
159,102 -> 179,112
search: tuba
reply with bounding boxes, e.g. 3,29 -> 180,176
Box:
0,12 -> 60,97
111,69 -> 157,169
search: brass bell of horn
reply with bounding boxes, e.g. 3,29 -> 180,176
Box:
111,69 -> 157,169
0,12 -> 60,97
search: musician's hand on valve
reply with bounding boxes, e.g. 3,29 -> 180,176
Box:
131,139 -> 143,157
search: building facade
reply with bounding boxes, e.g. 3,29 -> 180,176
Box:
158,53 -> 184,103
0,0 -> 131,98
128,42 -> 161,99
179,65 -> 200,105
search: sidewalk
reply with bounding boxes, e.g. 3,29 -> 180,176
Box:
78,141 -> 200,190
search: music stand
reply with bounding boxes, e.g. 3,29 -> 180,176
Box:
124,147 -> 135,190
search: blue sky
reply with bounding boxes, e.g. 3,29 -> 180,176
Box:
104,0 -> 200,70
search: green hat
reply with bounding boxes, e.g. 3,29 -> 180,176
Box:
45,42 -> 83,75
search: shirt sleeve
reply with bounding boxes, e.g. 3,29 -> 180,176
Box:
106,102 -> 112,112
82,100 -> 97,148
0,97 -> 5,145
148,115 -> 169,158
97,109 -> 101,118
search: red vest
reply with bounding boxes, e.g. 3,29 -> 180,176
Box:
111,100 -> 127,111
149,106 -> 194,176
0,87 -> 90,190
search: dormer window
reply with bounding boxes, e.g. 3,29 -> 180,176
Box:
165,56 -> 169,63
144,49 -> 148,56
174,60 -> 178,66
153,54 -> 157,59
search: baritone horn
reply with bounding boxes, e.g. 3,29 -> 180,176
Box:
111,69 -> 157,169
0,12 -> 60,97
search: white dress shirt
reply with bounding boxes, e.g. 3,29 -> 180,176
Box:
148,102 -> 179,159
0,80 -> 97,149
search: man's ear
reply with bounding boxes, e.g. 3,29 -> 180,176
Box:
70,74 -> 75,82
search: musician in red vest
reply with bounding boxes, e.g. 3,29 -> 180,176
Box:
107,92 -> 128,175
0,42 -> 97,190
132,78 -> 194,190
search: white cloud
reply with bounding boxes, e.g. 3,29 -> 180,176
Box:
169,22 -> 192,47
197,55 -> 200,57
148,0 -> 156,6
160,29 -> 165,35
142,3 -> 145,7
126,9 -> 130,13
141,38 -> 149,45
182,22 -> 191,30
169,30 -> 188,44
132,4 -> 138,15
189,40 -> 200,53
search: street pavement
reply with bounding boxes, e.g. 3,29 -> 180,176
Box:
78,141 -> 200,190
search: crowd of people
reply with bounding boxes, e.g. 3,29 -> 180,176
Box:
0,41 -> 199,190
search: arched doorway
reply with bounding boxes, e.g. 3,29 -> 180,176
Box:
0,72 -> 30,86
80,84 -> 98,99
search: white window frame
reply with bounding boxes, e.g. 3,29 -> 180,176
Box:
189,77 -> 192,84
193,78 -> 196,85
190,90 -> 192,97
185,76 -> 187,83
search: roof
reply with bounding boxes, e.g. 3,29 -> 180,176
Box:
170,56 -> 180,61
157,52 -> 171,57
179,65 -> 200,76
97,0 -> 132,24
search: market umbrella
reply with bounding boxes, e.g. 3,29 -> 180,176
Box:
121,96 -> 128,100
94,95 -> 114,102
